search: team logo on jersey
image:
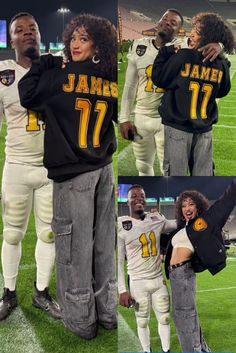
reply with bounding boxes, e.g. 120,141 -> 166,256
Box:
193,217 -> 208,232
151,215 -> 159,221
122,220 -> 132,231
0,70 -> 15,86
136,45 -> 147,56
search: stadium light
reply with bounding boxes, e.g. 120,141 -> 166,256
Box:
57,7 -> 70,36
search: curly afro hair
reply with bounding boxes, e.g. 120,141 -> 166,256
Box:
63,13 -> 117,81
192,12 -> 235,54
175,190 -> 210,228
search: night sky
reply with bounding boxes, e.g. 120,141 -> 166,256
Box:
118,176 -> 235,200
0,0 -> 117,47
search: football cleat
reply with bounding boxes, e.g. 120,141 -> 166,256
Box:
32,284 -> 62,319
0,288 -> 17,320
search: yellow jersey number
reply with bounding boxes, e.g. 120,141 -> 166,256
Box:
189,81 -> 213,119
75,98 -> 108,148
139,231 -> 157,257
144,64 -> 165,93
26,110 -> 45,131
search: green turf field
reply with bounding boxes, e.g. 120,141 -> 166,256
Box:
0,122 -> 117,353
118,257 -> 236,352
118,54 -> 236,176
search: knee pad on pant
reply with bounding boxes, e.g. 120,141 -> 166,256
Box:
154,294 -> 170,313
153,293 -> 170,325
38,228 -> 55,243
137,297 -> 149,316
137,317 -> 149,328
3,228 -> 24,245
135,160 -> 154,176
4,198 -> 28,228
158,312 -> 170,325
136,297 -> 149,328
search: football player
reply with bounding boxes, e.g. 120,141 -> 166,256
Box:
118,184 -> 177,353
0,13 -> 61,320
119,9 -> 184,176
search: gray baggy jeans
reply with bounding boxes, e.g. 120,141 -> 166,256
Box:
169,262 -> 211,352
52,163 -> 117,338
164,125 -> 213,176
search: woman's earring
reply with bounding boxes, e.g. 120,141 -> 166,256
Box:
92,54 -> 100,64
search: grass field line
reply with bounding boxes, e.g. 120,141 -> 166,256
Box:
197,286 -> 236,293
118,312 -> 142,353
118,118 -> 236,169
119,311 -> 178,352
118,143 -> 136,175
118,143 -> 133,164
214,124 -> 236,129
213,139 -> 236,144
219,114 -> 236,118
230,68 -> 236,78
219,105 -> 236,109
0,275 -> 45,353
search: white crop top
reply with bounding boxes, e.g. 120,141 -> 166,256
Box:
172,227 -> 194,252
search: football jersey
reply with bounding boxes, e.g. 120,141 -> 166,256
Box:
0,60 -> 44,166
119,37 -> 186,123
118,212 -> 176,293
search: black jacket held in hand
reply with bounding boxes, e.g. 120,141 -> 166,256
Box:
152,45 -> 231,133
165,179 -> 236,279
18,54 -> 117,182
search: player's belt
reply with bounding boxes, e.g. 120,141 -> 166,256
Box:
168,260 -> 191,272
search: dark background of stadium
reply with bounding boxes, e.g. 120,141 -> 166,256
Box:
118,176 -> 235,199
0,0 -> 117,46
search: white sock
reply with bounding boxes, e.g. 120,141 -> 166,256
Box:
158,323 -> 170,352
1,240 -> 21,291
138,326 -> 150,352
35,239 -> 55,291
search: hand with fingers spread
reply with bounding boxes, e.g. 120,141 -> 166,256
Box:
198,42 -> 223,63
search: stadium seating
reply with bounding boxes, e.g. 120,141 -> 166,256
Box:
119,0 -> 236,40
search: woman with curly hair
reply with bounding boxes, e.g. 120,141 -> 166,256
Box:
189,13 -> 235,54
63,13 -> 117,80
152,12 -> 235,176
18,14 -> 117,339
164,179 -> 236,352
